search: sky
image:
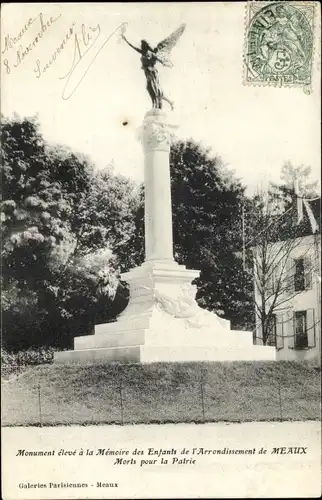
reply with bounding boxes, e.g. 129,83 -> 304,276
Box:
1,2 -> 321,194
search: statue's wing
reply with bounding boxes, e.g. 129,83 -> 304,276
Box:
154,23 -> 186,66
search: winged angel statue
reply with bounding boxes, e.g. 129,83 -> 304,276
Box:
121,24 -> 186,110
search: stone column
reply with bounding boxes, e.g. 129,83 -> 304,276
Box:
140,109 -> 177,262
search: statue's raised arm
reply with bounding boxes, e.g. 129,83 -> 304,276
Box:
122,23 -> 186,110
122,33 -> 142,54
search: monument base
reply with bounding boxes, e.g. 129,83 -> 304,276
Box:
54,261 -> 276,364
54,345 -> 275,364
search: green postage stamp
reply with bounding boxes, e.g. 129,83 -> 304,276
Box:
244,1 -> 316,90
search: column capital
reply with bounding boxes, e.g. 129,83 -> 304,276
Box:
139,109 -> 178,152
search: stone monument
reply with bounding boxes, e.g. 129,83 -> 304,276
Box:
55,24 -> 275,364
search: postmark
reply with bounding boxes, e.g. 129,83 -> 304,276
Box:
243,2 -> 316,91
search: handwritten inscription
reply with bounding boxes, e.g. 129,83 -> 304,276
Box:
34,23 -> 76,78
2,13 -> 62,74
59,22 -> 127,100
59,23 -> 101,100
2,17 -> 35,54
2,9 -> 127,101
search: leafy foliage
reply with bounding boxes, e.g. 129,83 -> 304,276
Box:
1,115 -> 137,349
169,141 -> 253,326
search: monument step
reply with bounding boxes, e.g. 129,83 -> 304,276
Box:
55,346 -> 141,364
55,345 -> 276,364
75,330 -> 145,350
75,327 -> 254,350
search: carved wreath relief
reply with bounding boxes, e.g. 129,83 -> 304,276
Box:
140,118 -> 176,152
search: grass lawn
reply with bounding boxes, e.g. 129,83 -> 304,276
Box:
1,361 -> 320,426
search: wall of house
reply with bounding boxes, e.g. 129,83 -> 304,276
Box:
254,235 -> 321,365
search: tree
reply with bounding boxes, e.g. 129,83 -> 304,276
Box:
270,161 -> 320,217
170,140 -> 253,326
1,115 -> 138,349
280,161 -> 319,197
82,168 -> 142,273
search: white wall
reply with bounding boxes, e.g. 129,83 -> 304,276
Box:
254,235 -> 321,365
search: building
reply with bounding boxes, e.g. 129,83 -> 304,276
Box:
253,199 -> 321,365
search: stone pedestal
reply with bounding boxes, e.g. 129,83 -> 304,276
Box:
55,109 -> 275,364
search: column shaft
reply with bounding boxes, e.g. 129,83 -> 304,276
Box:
140,109 -> 176,262
144,149 -> 173,261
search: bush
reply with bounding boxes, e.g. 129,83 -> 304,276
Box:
1,347 -> 61,378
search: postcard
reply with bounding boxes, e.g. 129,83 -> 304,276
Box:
1,2 -> 321,499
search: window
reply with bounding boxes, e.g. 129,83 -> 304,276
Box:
304,257 -> 312,289
294,258 -> 305,291
294,311 -> 308,348
293,257 -> 312,291
267,314 -> 277,346
266,265 -> 279,294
